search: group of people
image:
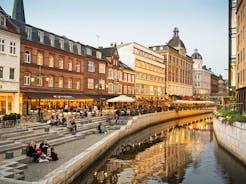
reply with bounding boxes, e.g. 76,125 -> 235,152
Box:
97,122 -> 107,134
26,140 -> 59,163
48,115 -> 77,133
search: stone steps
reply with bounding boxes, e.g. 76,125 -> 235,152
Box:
1,130 -> 34,139
0,140 -> 14,146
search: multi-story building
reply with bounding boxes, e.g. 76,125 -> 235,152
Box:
150,28 -> 193,97
192,49 -> 211,97
211,73 -> 220,95
229,0 -> 237,95
0,6 -> 20,116
11,0 -> 106,116
117,42 -> 166,100
218,75 -> 228,95
101,45 -> 135,97
236,0 -> 246,113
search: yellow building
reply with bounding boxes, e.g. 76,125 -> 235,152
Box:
150,28 -> 193,97
117,42 -> 166,100
236,0 -> 246,113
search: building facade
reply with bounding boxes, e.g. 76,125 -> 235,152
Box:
101,45 -> 135,97
229,0 -> 237,95
150,28 -> 193,97
0,7 -> 21,116
211,74 -> 219,95
117,42 -> 166,100
236,0 -> 246,113
192,49 -> 211,97
11,0 -> 108,116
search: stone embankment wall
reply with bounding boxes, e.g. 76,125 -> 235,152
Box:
213,117 -> 246,165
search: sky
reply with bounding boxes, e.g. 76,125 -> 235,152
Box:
0,0 -> 228,78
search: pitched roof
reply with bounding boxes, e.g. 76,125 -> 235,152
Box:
101,47 -> 115,58
119,61 -> 134,71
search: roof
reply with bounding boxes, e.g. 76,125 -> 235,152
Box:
191,49 -> 203,60
100,47 -> 115,58
119,61 -> 134,71
12,0 -> 25,23
167,27 -> 186,51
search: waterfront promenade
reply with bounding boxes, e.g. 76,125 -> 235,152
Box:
0,109 -> 213,184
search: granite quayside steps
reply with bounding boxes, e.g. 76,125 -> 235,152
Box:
0,109 -> 213,184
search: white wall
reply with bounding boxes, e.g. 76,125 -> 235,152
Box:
117,44 -> 135,70
213,117 -> 246,164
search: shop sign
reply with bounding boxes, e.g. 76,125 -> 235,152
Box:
53,95 -> 74,99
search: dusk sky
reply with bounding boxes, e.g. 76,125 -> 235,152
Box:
0,0 -> 228,78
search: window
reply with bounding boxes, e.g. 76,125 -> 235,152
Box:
128,86 -> 132,94
25,26 -> 32,40
37,53 -> 43,65
96,51 -> 102,59
88,61 -> 95,72
118,84 -> 122,94
36,75 -> 42,86
60,38 -> 64,49
123,73 -> 127,81
108,68 -> 113,79
9,42 -> 16,55
49,34 -> 55,47
68,78 -> 72,89
99,63 -> 105,74
38,31 -> 44,43
25,51 -> 31,63
68,61 -> 72,71
9,68 -> 14,80
100,79 -> 105,90
0,13 -> 6,26
0,39 -> 4,52
69,41 -> 73,52
118,71 -> 122,81
108,83 -> 113,93
132,75 -> 135,83
88,78 -> 94,89
76,63 -> 80,72
49,56 -> 54,67
48,76 -> 54,87
0,66 -> 3,78
58,59 -> 64,69
86,47 -> 92,55
58,77 -> 63,88
76,80 -> 80,90
128,74 -> 131,82
132,86 -> 135,94
124,86 -> 127,94
24,73 -> 30,85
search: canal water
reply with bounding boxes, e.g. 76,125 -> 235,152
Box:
75,115 -> 246,184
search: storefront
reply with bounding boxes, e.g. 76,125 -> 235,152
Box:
0,92 -> 20,116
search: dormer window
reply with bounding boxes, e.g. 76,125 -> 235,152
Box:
69,41 -> 73,52
77,43 -> 81,55
60,38 -> 64,49
38,31 -> 44,43
49,34 -> 55,47
25,26 -> 32,40
86,47 -> 92,55
0,13 -> 6,26
96,51 -> 102,59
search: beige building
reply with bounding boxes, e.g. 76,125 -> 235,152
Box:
150,28 -> 193,97
236,0 -> 246,113
117,42 -> 166,100
0,7 -> 21,116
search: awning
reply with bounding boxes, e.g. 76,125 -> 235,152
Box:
24,92 -> 88,99
85,94 -> 116,101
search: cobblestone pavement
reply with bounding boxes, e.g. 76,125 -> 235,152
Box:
23,131 -> 113,181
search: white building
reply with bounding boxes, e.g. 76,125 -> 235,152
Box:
0,7 -> 21,115
192,49 -> 211,97
117,42 -> 166,99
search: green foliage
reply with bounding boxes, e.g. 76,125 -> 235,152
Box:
3,113 -> 21,121
216,109 -> 246,123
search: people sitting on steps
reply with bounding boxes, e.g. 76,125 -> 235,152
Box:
39,139 -> 50,155
98,122 -> 107,134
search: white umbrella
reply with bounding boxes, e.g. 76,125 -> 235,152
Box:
107,95 -> 135,103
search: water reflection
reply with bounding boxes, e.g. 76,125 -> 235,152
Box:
75,115 -> 246,184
